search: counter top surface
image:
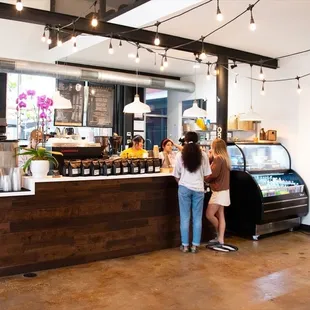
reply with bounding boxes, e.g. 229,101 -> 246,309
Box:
0,173 -> 173,198
24,173 -> 173,183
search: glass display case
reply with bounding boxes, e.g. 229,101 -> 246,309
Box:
226,142 -> 308,240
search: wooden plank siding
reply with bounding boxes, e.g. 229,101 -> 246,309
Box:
0,176 -> 181,277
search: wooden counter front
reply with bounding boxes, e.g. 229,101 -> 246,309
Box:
0,176 -> 179,277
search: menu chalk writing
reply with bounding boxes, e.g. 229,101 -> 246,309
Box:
87,86 -> 114,127
54,81 -> 84,127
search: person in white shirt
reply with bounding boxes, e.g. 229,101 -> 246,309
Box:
173,131 -> 211,253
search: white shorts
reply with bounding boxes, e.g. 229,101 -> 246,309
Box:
209,189 -> 230,206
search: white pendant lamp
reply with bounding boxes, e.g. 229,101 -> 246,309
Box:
183,66 -> 207,118
239,65 -> 262,122
52,91 -> 72,109
123,69 -> 151,114
183,100 -> 208,118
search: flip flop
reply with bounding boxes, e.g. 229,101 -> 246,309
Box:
206,243 -> 238,252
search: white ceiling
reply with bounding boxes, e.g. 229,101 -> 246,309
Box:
62,0 -> 310,77
1,0 -> 310,77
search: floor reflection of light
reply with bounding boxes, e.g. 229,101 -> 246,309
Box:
253,269 -> 293,302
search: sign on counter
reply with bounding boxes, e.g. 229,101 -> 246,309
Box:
86,86 -> 114,128
54,81 -> 85,127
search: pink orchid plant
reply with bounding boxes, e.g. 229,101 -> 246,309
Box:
16,90 -> 54,143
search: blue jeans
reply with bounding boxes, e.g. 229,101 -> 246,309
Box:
178,185 -> 205,246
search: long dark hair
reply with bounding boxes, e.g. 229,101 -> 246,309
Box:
128,135 -> 144,148
182,132 -> 202,173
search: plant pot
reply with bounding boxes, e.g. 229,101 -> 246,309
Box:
30,160 -> 50,178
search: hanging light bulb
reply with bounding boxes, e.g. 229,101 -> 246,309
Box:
135,46 -> 140,63
154,22 -> 161,46
214,63 -> 219,76
71,34 -> 76,43
297,77 -> 302,94
73,41 -> 77,52
234,74 -> 238,87
199,36 -> 207,60
57,31 -> 62,47
249,5 -> 256,31
91,1 -> 98,27
41,29 -> 46,42
207,63 -> 211,80
160,56 -> 165,71
16,0 -> 23,11
216,0 -> 223,21
47,31 -> 52,45
259,65 -> 264,80
119,40 -> 122,48
163,50 -> 168,68
108,38 -> 114,55
260,80 -> 265,95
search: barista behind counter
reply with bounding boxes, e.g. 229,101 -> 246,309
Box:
120,135 -> 148,159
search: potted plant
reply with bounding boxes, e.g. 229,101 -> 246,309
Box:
17,147 -> 63,178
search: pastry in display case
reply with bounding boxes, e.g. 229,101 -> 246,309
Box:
226,142 -> 308,240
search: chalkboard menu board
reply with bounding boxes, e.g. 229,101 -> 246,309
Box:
86,86 -> 114,127
54,81 -> 84,127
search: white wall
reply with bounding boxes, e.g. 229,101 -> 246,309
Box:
168,57 -> 310,224
167,73 -> 216,142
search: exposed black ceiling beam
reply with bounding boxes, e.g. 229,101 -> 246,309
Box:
0,3 -> 278,69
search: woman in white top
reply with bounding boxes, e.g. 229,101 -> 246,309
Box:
173,132 -> 211,253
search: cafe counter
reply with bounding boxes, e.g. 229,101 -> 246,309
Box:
0,173 -> 181,277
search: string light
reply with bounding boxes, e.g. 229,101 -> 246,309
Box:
47,31 -> 52,45
160,56 -> 165,71
57,30 -> 62,47
234,74 -> 238,87
259,65 -> 264,80
73,41 -> 77,52
41,28 -> 46,42
199,36 -> 206,60
163,50 -> 168,67
216,0 -> 223,22
214,63 -> 219,75
154,22 -> 161,46
249,5 -> 256,31
108,38 -> 114,55
16,0 -> 23,11
297,77 -> 302,94
207,63 -> 211,80
91,1 -> 98,28
135,45 -> 140,63
260,79 -> 265,95
71,24 -> 77,43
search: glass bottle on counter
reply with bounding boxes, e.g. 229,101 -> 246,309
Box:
259,128 -> 266,140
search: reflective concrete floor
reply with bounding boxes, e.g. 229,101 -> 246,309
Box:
0,232 -> 310,310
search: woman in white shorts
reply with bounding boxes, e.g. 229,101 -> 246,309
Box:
205,138 -> 231,246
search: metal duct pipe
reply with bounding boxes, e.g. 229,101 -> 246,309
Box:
0,58 -> 195,93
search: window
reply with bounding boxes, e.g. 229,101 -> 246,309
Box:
6,73 -> 56,141
145,89 -> 168,149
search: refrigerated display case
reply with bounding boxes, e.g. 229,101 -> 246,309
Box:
226,142 -> 308,239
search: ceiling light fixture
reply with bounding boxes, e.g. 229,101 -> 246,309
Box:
41,28 -> 46,42
259,65 -> 264,80
163,49 -> 168,68
216,0 -> 223,21
47,32 -> 52,45
207,62 -> 211,80
199,36 -> 207,60
119,40 -> 122,48
296,76 -> 302,94
108,37 -> 114,55
213,63 -> 219,76
160,56 -> 165,71
154,21 -> 161,46
16,0 -> 23,11
135,45 -> 140,63
231,61 -> 237,70
183,66 -> 208,118
91,1 -> 98,28
260,79 -> 265,95
57,30 -> 62,47
249,5 -> 256,31
234,74 -> 238,87
123,69 -> 151,114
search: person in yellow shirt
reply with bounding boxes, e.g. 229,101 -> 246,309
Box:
120,135 -> 148,159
